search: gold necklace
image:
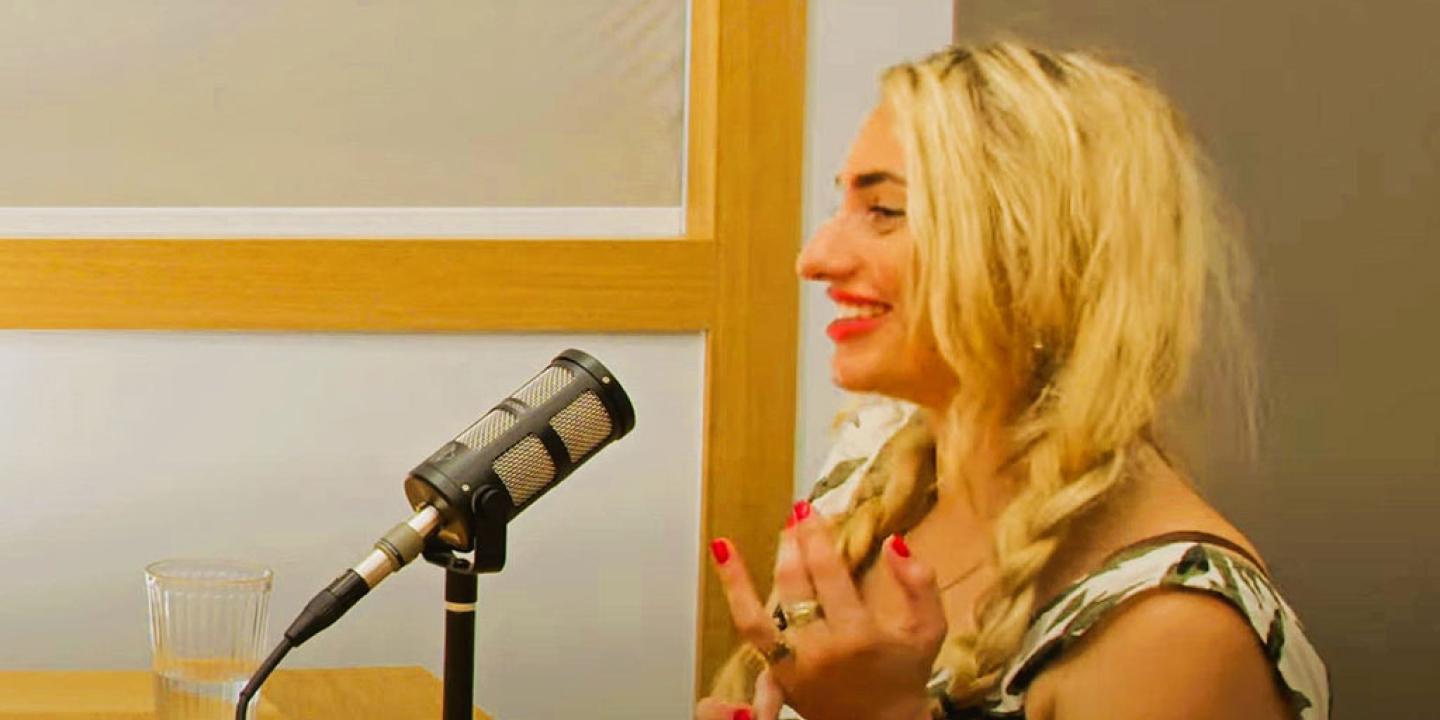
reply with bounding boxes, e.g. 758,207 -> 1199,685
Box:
936,558 -> 987,593
905,532 -> 988,593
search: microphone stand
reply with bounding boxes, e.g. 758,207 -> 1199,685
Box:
443,569 -> 477,719
422,492 -> 509,720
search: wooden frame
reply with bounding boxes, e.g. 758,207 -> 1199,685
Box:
0,0 -> 805,698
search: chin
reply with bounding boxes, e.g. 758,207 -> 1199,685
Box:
829,354 -> 886,394
830,352 -> 940,407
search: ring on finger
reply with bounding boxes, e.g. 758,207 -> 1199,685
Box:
772,599 -> 825,631
759,637 -> 792,665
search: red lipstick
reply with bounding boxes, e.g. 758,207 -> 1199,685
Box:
827,316 -> 884,342
827,288 -> 885,306
825,288 -> 891,343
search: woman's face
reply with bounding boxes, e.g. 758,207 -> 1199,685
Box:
798,106 -> 956,408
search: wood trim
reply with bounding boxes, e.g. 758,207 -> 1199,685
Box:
686,0 -> 718,240
697,0 -> 806,693
0,240 -> 714,331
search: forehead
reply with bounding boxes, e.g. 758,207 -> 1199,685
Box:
839,104 -> 905,184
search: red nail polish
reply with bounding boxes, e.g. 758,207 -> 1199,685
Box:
890,534 -> 912,558
792,500 -> 812,523
710,539 -> 731,565
785,513 -> 796,529
732,709 -> 754,720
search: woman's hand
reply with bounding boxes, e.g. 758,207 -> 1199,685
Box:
694,669 -> 784,720
708,501 -> 947,720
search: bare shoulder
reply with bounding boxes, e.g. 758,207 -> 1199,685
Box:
1029,589 -> 1290,720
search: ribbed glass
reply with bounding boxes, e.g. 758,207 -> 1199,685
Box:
145,558 -> 272,720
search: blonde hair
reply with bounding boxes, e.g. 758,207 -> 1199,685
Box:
713,39 -> 1254,708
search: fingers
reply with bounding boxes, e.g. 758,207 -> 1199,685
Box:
790,501 -> 866,625
752,669 -> 784,720
772,517 -> 818,607
695,697 -> 756,720
709,538 -> 782,651
880,534 -> 947,645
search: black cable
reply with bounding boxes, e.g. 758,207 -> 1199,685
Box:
235,636 -> 293,720
234,569 -> 371,720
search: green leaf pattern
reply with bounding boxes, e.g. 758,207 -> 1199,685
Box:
977,542 -> 1330,719
803,398 -> 918,516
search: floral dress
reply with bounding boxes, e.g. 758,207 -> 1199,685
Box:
797,397 -> 1331,719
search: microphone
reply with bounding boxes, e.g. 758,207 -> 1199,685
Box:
261,348 -> 635,653
237,349 -> 633,719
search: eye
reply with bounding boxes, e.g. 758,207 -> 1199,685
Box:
866,205 -> 906,223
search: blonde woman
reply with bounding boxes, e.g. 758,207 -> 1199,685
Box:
696,42 -> 1329,720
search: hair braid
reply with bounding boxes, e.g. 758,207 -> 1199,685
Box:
939,430 -> 1132,703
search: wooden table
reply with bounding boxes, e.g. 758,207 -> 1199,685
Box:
0,666 -> 492,720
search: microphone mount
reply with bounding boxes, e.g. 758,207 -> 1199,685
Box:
422,484 -> 511,576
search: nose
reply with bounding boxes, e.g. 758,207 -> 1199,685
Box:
796,215 -> 858,282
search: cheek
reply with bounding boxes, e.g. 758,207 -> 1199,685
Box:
875,243 -> 911,297
868,225 -> 917,314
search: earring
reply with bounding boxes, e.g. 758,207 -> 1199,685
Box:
1031,337 -> 1061,404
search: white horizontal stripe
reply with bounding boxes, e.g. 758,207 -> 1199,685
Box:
0,206 -> 684,239
444,601 -> 477,613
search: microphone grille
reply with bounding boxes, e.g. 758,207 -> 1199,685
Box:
512,365 -> 575,408
493,435 -> 557,507
455,409 -> 517,450
550,390 -> 614,462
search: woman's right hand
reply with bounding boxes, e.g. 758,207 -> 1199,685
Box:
695,669 -> 785,720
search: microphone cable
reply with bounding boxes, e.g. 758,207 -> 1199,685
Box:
235,637 -> 291,719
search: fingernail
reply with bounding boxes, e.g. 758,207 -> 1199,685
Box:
710,538 -> 731,565
792,500 -> 812,524
889,533 -> 911,558
732,709 -> 754,720
785,513 -> 797,529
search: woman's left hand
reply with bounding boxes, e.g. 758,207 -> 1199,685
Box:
709,501 -> 947,720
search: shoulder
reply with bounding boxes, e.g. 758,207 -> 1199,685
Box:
1031,588 -> 1291,720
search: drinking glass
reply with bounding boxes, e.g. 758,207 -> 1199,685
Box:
145,558 -> 272,720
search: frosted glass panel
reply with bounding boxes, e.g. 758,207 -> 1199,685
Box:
0,1 -> 686,208
0,332 -> 702,718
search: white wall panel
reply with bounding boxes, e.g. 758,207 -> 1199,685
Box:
0,332 -> 702,718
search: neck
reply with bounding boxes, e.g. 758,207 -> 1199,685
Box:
924,404 -> 1015,523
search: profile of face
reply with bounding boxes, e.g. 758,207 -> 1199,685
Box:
797,105 -> 956,409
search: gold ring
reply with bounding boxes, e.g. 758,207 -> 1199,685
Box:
773,600 -> 825,631
759,638 -> 792,665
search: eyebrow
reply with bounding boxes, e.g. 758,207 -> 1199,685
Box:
834,171 -> 907,190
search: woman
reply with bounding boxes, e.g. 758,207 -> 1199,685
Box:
696,41 -> 1329,719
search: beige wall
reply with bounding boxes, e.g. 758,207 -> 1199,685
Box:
0,1 -> 684,207
954,1 -> 1440,715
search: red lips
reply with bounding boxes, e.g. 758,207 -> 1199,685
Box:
825,287 -> 890,342
826,287 -> 888,307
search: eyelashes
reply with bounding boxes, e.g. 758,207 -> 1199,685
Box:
822,202 -> 906,232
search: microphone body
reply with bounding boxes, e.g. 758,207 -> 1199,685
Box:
404,348 -> 636,554
283,349 -> 634,645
